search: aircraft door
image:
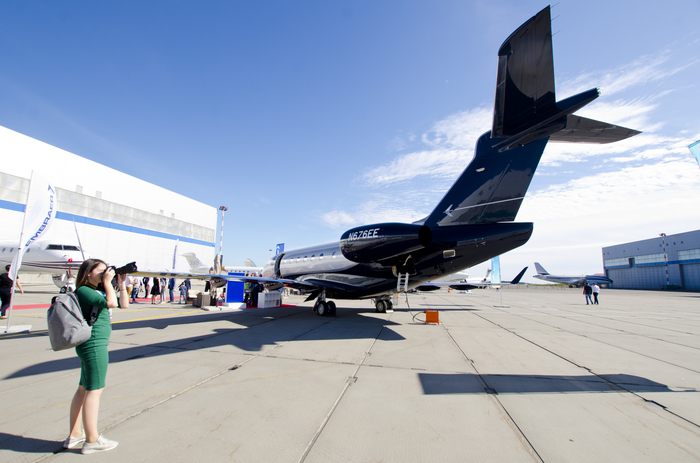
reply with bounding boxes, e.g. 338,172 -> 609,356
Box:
273,252 -> 285,279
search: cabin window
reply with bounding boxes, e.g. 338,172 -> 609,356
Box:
1,248 -> 5,252
311,255 -> 315,261
304,256 -> 307,262
332,251 -> 336,259
319,253 -> 324,260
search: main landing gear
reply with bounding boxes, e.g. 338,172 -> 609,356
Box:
313,291 -> 336,317
374,297 -> 393,313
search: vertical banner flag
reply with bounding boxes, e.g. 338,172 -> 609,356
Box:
491,256 -> 501,284
172,239 -> 179,270
275,243 -> 285,256
9,172 -> 57,281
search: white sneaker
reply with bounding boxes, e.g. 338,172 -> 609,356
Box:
81,435 -> 119,454
63,432 -> 86,449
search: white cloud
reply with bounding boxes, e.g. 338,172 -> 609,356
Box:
360,107 -> 492,187
558,51 -> 697,99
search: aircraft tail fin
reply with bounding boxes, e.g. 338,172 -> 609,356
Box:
243,259 -> 257,267
182,252 -> 205,271
510,266 -> 528,284
423,7 -> 639,228
534,262 -> 549,275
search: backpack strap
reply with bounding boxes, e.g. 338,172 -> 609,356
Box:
87,305 -> 99,326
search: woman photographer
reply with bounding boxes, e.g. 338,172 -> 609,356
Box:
63,258 -> 128,454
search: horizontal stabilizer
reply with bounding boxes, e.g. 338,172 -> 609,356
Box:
548,115 -> 641,144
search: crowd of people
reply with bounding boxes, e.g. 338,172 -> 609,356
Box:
124,276 -> 191,304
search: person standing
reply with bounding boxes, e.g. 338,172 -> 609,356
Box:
592,283 -> 600,304
143,277 -> 151,300
583,283 -> 593,305
150,277 -> 160,304
159,277 -> 167,303
178,281 -> 188,304
130,277 -> 140,303
168,278 -> 176,302
0,264 -> 23,319
64,259 -> 128,454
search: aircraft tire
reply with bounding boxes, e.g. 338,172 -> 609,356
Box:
317,301 -> 328,316
386,301 -> 393,311
327,301 -> 336,316
376,300 -> 387,313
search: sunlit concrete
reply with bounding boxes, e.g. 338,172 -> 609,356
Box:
1,284 -> 699,462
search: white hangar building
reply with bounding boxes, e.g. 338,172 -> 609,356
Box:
0,126 -> 216,281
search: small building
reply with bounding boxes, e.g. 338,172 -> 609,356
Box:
602,230 -> 700,291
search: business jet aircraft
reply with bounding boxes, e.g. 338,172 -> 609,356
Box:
533,262 -> 613,287
138,6 -> 639,316
0,240 -> 85,290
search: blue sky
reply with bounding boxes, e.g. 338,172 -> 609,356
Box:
1,1 -> 699,282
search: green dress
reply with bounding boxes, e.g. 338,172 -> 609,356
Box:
75,285 -> 111,390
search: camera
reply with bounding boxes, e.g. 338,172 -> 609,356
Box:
98,262 -> 138,292
104,262 -> 138,275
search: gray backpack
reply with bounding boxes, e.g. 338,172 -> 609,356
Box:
47,292 -> 97,351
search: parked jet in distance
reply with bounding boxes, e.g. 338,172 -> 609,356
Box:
0,240 -> 85,290
182,252 -> 263,276
533,262 -> 613,287
416,266 -> 528,292
138,6 -> 638,316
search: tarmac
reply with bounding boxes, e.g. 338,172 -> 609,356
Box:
1,283 -> 699,462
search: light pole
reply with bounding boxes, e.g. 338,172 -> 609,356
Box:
217,206 -> 227,272
659,233 -> 669,289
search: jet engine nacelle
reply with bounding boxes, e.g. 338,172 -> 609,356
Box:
340,223 -> 432,264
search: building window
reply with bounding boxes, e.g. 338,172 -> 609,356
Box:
604,257 -> 629,268
635,253 -> 666,265
679,249 -> 700,262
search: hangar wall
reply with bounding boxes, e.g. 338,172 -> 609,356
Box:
0,126 -> 216,277
602,230 -> 700,291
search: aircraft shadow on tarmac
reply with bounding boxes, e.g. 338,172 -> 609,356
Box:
418,373 -> 675,395
3,306 -> 406,380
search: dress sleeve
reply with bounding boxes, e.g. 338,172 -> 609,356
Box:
75,286 -> 109,319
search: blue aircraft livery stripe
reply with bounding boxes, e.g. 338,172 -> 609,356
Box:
0,199 -> 214,247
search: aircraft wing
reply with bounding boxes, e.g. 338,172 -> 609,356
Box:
132,270 -> 328,292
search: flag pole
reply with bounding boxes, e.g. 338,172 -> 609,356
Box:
5,171 -> 34,332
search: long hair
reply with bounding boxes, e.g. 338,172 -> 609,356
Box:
75,258 -> 107,288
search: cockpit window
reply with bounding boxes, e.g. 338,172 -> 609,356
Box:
46,244 -> 81,251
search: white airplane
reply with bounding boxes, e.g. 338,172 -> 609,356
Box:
182,252 -> 263,276
416,266 -> 527,292
0,239 -> 85,290
533,262 -> 613,287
